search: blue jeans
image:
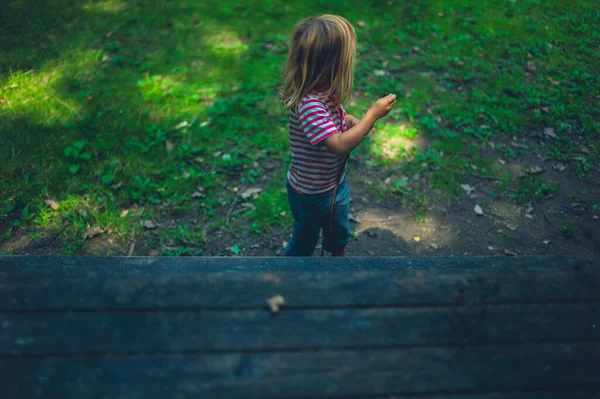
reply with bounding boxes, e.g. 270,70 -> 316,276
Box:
284,177 -> 351,256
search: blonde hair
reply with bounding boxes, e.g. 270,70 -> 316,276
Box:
280,14 -> 356,111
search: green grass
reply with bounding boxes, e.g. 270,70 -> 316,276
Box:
1,0 -> 599,254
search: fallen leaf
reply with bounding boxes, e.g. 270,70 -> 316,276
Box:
200,120 -> 210,128
525,214 -> 534,219
504,222 -> 517,231
430,243 -> 439,249
526,166 -> 544,175
503,249 -> 518,256
182,170 -> 191,179
241,187 -> 262,199
84,225 -> 104,240
282,241 -> 287,249
149,249 -> 160,256
120,209 -> 129,217
44,199 -> 60,210
593,215 -> 599,220
460,184 -> 475,195
373,69 -> 386,77
279,211 -> 287,217
143,220 -> 157,230
413,236 -> 421,242
174,121 -> 190,129
525,205 -> 534,214
581,147 -> 590,154
242,203 -> 257,211
221,153 -> 232,162
251,244 -> 260,249
191,191 -> 206,199
266,295 -> 286,313
543,240 -> 551,245
165,140 -> 174,152
543,127 -> 557,139
413,46 -> 420,52
488,246 -> 495,251
525,61 -> 537,73
553,163 -> 566,172
474,205 -> 484,216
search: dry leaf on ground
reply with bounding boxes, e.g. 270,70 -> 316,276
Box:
44,199 -> 60,210
84,225 -> 104,240
526,166 -> 544,175
460,184 -> 475,195
474,205 -> 484,216
266,295 -> 286,313
241,188 -> 262,199
143,220 -> 157,229
543,127 -> 557,139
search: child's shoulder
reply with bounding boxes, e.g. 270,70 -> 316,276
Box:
299,91 -> 328,111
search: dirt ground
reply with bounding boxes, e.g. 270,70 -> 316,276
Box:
5,132 -> 599,258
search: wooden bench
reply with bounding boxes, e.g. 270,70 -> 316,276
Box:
0,256 -> 598,398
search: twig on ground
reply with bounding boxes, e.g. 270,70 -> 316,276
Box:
186,158 -> 206,173
225,195 -> 238,225
471,173 -> 499,181
127,242 -> 136,256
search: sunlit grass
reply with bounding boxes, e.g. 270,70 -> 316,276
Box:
82,0 -> 127,13
368,123 -> 422,163
205,29 -> 249,57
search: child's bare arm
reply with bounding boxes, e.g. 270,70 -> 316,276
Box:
345,114 -> 359,128
324,94 -> 396,157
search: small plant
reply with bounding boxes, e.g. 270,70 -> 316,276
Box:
63,141 -> 92,174
560,224 -> 576,238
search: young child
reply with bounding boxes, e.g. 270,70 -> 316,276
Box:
280,14 -> 397,256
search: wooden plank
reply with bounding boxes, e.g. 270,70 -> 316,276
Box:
0,255 -> 596,274
1,303 -> 598,355
1,267 -> 598,310
364,392 -> 599,399
1,342 -> 597,399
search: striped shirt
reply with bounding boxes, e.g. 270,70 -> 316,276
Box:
287,92 -> 347,194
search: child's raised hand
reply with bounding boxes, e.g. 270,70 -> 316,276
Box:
367,94 -> 397,120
